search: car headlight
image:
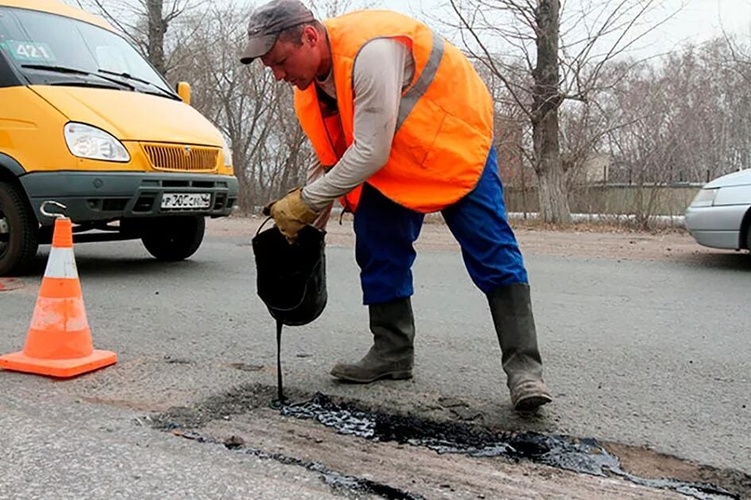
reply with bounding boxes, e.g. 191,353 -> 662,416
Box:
64,123 -> 129,162
222,137 -> 233,168
690,188 -> 719,207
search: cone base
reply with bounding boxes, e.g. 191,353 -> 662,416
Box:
0,350 -> 117,378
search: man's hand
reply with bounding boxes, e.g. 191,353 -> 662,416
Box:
264,188 -> 319,243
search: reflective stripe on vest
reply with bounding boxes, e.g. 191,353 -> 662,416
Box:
396,32 -> 444,132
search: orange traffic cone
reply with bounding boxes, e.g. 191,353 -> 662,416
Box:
0,216 -> 117,378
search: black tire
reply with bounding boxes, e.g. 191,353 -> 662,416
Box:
0,181 -> 39,276
141,215 -> 205,261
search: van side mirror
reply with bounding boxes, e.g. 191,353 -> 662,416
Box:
176,82 -> 191,105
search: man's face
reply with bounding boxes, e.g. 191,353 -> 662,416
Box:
261,25 -> 321,90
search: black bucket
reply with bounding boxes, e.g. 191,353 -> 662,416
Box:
252,219 -> 327,326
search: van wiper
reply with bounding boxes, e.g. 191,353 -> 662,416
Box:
21,64 -> 135,90
97,69 -> 178,100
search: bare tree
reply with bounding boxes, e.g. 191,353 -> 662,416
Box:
600,37 -> 751,186
169,2 -> 315,211
443,0 -> 673,223
713,33 -> 751,172
597,61 -> 677,225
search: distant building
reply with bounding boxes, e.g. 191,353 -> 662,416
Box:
573,153 -> 610,184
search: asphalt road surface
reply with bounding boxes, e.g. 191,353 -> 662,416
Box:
1,218 -> 749,499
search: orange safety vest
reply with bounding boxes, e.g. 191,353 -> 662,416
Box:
294,10 -> 494,213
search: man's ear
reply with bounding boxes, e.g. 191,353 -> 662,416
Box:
303,25 -> 319,46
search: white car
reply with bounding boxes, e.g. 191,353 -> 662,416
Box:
685,170 -> 751,250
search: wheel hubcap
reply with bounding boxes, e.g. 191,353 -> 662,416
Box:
0,210 -> 8,257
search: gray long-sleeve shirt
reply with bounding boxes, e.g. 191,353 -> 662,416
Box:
301,38 -> 415,212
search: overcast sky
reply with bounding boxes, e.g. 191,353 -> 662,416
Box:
369,0 -> 751,57
74,0 -> 751,59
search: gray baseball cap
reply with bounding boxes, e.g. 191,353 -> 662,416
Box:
240,0 -> 315,64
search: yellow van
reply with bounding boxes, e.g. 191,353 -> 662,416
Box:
0,0 -> 238,276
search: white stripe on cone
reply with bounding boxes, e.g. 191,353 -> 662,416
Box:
29,296 -> 89,332
44,247 -> 79,279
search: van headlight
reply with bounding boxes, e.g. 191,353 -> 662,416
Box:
64,123 -> 130,162
222,137 -> 233,167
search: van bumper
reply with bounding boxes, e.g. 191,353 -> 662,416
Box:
19,171 -> 239,224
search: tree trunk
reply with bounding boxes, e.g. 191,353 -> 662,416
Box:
532,0 -> 571,224
147,0 -> 167,75
534,108 -> 571,223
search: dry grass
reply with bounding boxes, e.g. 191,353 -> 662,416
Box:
508,217 -> 688,235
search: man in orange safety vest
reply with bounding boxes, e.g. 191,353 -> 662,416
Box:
241,0 -> 552,412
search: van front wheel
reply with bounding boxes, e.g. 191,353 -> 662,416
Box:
141,215 -> 205,261
0,181 -> 39,276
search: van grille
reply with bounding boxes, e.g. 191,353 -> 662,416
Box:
142,144 -> 219,172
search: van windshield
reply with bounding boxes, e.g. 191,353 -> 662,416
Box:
0,6 -> 175,97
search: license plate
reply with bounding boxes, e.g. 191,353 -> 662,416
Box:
161,193 -> 211,209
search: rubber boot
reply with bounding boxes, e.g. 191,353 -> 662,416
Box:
488,284 -> 552,411
330,298 -> 415,383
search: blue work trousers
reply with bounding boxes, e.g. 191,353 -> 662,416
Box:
354,147 -> 528,305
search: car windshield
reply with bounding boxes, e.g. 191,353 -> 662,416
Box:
0,6 -> 175,97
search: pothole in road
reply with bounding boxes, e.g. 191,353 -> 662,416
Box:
167,428 -> 423,500
150,384 -> 746,500
280,393 -> 740,500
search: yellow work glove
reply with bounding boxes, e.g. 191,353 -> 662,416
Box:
265,188 -> 319,243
